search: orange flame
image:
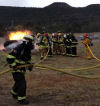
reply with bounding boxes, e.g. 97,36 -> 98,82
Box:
8,30 -> 32,40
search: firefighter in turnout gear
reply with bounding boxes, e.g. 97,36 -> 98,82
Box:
52,33 -> 59,55
6,35 -> 34,105
36,33 -> 41,39
70,33 -> 78,56
47,33 -> 53,57
36,33 -> 42,46
58,32 -> 65,55
64,33 -> 72,56
38,33 -> 49,60
83,33 -> 91,59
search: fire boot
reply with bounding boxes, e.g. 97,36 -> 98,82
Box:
18,99 -> 29,105
11,94 -> 18,99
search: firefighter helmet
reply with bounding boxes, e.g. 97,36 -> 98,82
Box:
24,35 -> 34,40
44,33 -> 49,37
84,33 -> 88,37
37,33 -> 41,36
58,33 -> 62,36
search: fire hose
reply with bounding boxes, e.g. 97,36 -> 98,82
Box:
0,44 -> 50,75
0,43 -> 100,79
87,45 -> 100,62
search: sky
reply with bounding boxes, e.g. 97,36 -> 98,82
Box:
0,0 -> 100,7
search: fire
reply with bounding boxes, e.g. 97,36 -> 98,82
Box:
8,30 -> 32,40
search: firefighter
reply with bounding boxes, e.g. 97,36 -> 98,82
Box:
52,33 -> 59,55
36,33 -> 42,45
46,33 -> 53,57
38,32 -> 49,60
64,33 -> 72,56
83,33 -> 91,59
70,33 -> 78,56
58,32 -> 65,55
6,35 -> 34,105
36,32 -> 41,38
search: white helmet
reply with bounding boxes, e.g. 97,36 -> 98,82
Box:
24,35 -> 34,40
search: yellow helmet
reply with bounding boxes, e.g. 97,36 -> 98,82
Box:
58,33 -> 62,36
37,33 -> 41,36
24,35 -> 34,40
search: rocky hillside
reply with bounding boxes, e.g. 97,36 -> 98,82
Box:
0,2 -> 100,32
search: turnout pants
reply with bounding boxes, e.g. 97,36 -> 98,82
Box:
66,46 -> 71,56
48,46 -> 52,56
12,72 -> 26,98
71,46 -> 77,56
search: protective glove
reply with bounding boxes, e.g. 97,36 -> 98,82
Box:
9,65 -> 17,70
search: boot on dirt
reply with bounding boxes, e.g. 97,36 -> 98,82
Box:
18,99 -> 29,105
11,94 -> 18,99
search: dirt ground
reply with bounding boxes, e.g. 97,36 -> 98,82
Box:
0,35 -> 100,106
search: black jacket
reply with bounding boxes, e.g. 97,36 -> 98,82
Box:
10,41 -> 33,62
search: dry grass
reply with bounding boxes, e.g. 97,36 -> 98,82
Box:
0,35 -> 100,106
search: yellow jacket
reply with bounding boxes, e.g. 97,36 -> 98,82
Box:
83,37 -> 91,47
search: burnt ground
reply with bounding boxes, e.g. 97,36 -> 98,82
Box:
0,38 -> 100,106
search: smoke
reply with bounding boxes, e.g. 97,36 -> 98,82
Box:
34,43 -> 39,50
0,42 -> 39,53
0,44 -> 5,50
